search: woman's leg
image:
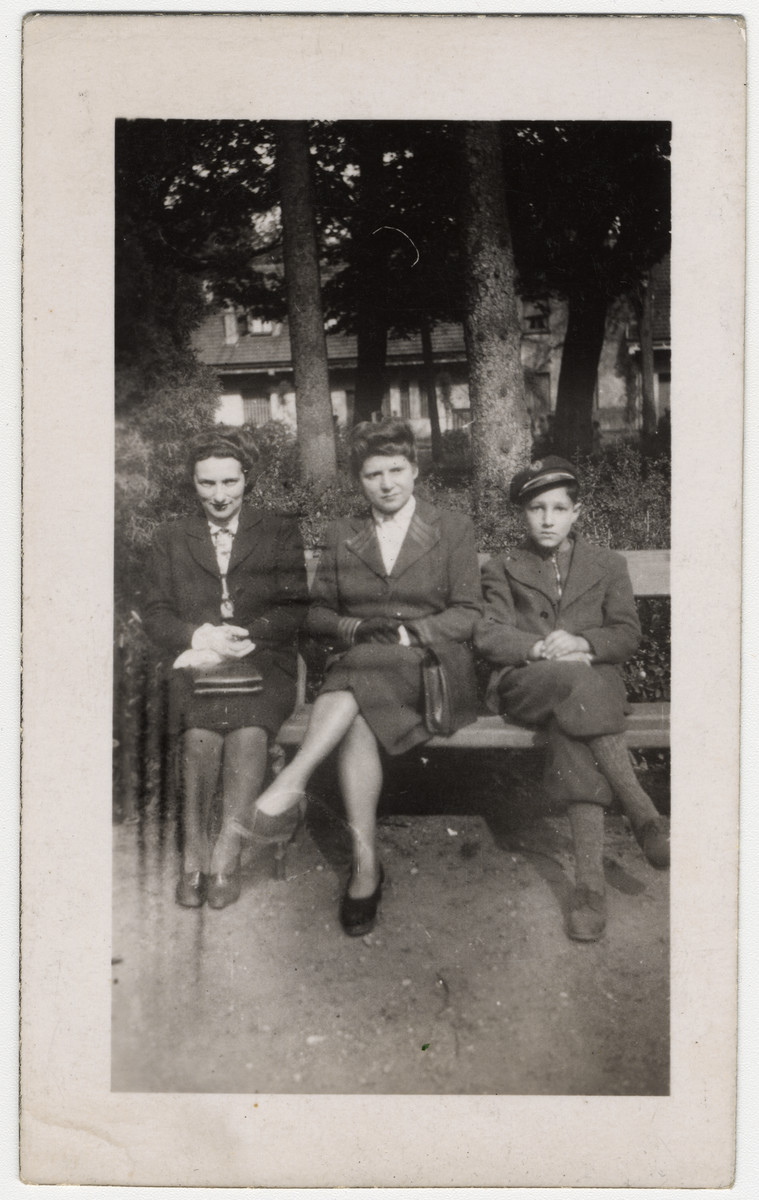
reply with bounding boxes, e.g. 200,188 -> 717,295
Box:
337,714 -> 384,899
210,726 -> 269,875
180,728 -> 224,873
255,690 -> 361,817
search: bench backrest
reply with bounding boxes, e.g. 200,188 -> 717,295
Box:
303,548 -> 671,597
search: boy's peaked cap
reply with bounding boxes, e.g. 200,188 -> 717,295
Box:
509,456 -> 580,503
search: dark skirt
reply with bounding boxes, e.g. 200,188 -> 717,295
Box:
319,642 -> 428,756
169,649 -> 297,737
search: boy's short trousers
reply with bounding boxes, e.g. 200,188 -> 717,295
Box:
496,660 -> 630,806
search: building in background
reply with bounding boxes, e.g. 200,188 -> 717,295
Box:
191,256 -> 670,444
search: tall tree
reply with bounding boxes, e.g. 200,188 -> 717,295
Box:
460,123 -> 532,517
314,121 -> 465,447
275,121 -> 337,488
504,122 -> 670,457
634,273 -> 658,437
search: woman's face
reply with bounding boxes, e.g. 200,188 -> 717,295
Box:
193,456 -> 246,526
359,453 -> 418,516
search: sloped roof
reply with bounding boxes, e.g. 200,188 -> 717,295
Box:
192,314 -> 468,372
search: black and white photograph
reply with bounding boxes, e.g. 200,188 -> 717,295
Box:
20,13 -> 744,1187
112,116 -> 672,1097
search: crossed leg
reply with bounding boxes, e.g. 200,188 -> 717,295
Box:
254,690 -> 361,817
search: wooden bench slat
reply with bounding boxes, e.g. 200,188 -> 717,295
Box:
276,702 -> 670,750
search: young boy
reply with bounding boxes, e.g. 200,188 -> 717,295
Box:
474,456 -> 669,942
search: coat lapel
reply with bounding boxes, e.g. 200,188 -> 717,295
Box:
185,513 -> 221,579
501,545 -> 558,604
560,535 -> 608,610
227,505 -> 265,574
389,500 -> 441,579
344,515 -> 387,580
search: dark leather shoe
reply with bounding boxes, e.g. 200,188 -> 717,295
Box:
339,867 -> 384,937
634,816 -> 670,870
567,884 -> 607,942
206,866 -> 242,909
175,871 -> 207,908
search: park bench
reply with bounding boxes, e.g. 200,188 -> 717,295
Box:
276,548 -> 670,752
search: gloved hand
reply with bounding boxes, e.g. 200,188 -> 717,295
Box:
354,617 -> 402,645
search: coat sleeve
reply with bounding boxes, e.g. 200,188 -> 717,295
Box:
306,523 -> 362,647
578,552 -> 641,664
474,555 -> 544,665
142,525 -> 198,656
245,515 -> 309,647
404,514 -> 483,646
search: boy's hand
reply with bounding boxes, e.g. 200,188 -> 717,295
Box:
542,630 -> 591,659
527,639 -> 547,661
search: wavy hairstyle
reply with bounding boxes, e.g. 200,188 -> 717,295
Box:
349,419 -> 418,478
186,426 -> 260,494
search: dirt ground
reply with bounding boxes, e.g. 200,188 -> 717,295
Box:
112,752 -> 669,1096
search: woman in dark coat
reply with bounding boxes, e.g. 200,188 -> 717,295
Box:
142,429 -> 307,909
243,420 -> 482,936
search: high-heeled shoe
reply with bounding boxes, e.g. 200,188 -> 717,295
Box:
231,796 -> 306,845
206,861 -> 242,909
229,798 -> 307,880
339,866 -> 385,937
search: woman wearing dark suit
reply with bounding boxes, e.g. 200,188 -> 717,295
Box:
143,429 -> 307,910
243,420 -> 482,936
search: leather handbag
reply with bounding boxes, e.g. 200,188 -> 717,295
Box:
192,659 -> 264,696
421,641 -> 479,736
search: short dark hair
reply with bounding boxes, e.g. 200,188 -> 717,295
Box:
187,426 -> 260,493
350,419 -> 417,477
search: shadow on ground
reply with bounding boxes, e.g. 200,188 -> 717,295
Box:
112,751 -> 669,1095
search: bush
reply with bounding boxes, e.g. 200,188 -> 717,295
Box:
113,419 -> 671,820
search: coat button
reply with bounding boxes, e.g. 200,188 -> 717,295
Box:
540,611 -> 549,619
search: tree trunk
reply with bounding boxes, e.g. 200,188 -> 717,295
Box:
420,315 -> 443,461
460,123 -> 532,517
553,286 -> 608,460
275,121 -> 337,488
353,127 -> 388,423
354,319 -> 387,423
636,276 -> 658,436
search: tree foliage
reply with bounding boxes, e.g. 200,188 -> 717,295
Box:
503,121 -> 671,456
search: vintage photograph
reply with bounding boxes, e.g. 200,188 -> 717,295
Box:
21,13 -> 743,1186
112,117 -> 672,1095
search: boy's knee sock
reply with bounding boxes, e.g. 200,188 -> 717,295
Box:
568,802 -> 605,892
588,734 -> 660,831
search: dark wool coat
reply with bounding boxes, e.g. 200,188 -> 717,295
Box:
475,534 -> 642,806
475,534 -> 641,684
307,499 -> 482,754
142,505 -> 308,734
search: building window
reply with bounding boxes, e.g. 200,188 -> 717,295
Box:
245,316 -> 274,336
522,300 -> 549,333
242,397 -> 272,426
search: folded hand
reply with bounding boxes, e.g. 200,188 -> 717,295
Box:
354,617 -> 402,645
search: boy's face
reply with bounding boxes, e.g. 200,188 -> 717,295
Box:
522,486 -> 580,550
